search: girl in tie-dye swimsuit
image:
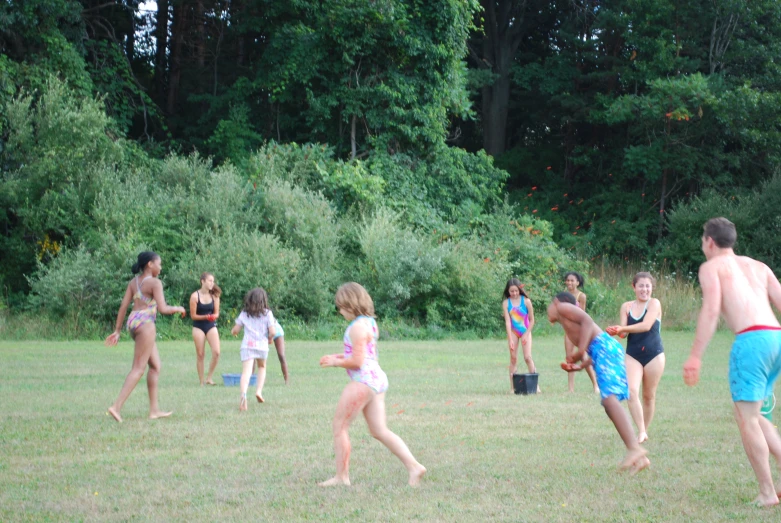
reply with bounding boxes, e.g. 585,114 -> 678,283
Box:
126,276 -> 158,336
318,282 -> 426,487
502,278 -> 537,392
104,251 -> 186,423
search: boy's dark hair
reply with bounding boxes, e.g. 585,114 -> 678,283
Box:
503,278 -> 529,299
555,292 -> 577,305
703,217 -> 737,248
243,288 -> 269,318
564,271 -> 585,288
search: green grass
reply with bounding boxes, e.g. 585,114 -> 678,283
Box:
1,332 -> 780,522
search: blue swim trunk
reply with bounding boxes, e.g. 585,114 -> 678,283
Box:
273,321 -> 284,340
729,329 -> 781,402
587,332 -> 629,401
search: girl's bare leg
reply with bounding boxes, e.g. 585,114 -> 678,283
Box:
205,328 -> 221,385
108,323 -> 156,422
521,333 -> 540,392
239,359 -> 254,411
564,336 -> 576,392
147,343 -> 172,419
319,381 -> 373,486
508,334 -> 519,392
274,337 -> 289,384
364,392 -> 426,486
255,358 -> 267,402
625,356 -> 647,443
192,328 -> 206,385
641,353 -> 665,433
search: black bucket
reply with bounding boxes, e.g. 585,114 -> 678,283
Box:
513,373 -> 538,395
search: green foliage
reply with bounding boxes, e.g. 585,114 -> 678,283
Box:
663,171 -> 781,274
355,208 -> 447,318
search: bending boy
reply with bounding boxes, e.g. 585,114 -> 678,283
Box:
684,217 -> 781,507
548,292 -> 649,473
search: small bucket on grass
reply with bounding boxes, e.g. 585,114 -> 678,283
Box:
222,374 -> 256,387
513,373 -> 538,395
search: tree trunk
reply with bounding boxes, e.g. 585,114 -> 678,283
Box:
479,0 -> 529,157
195,0 -> 205,69
167,0 -> 186,115
154,0 -> 169,104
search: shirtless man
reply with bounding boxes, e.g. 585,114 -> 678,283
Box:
549,292 -> 649,474
683,217 -> 781,507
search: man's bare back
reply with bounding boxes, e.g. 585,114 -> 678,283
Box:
702,253 -> 781,333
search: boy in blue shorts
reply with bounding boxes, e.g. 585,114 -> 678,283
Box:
684,217 -> 781,507
548,292 -> 650,473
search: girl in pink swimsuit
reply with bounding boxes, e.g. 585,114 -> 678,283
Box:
319,282 -> 426,487
104,251 -> 186,423
502,278 -> 538,392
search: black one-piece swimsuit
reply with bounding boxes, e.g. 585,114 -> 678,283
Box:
193,292 -> 216,334
625,306 -> 664,367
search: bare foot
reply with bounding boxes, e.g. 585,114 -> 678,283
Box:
239,395 -> 248,412
751,495 -> 779,508
408,464 -> 427,487
107,407 -> 122,423
318,477 -> 350,487
619,447 -> 647,472
205,380 -> 216,386
149,410 -> 173,420
256,393 -> 264,403
629,456 -> 650,475
637,432 -> 649,444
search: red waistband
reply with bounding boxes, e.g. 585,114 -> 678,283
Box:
736,325 -> 781,335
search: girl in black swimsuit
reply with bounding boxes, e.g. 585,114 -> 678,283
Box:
190,272 -> 222,385
606,272 -> 665,444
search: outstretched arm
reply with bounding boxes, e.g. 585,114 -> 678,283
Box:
521,298 -> 534,345
502,300 -> 515,350
684,263 -> 722,385
151,280 -> 185,316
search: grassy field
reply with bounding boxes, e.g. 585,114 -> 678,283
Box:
1,332 -> 780,522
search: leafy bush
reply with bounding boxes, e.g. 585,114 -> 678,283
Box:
356,208 -> 446,318
663,171 -> 781,275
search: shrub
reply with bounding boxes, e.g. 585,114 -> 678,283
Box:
356,208 -> 446,318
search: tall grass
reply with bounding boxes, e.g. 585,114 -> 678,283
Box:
0,262 -> 704,340
586,259 -> 700,330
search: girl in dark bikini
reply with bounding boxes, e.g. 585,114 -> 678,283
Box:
563,272 -> 599,393
190,272 -> 222,385
606,272 -> 665,444
105,251 -> 186,422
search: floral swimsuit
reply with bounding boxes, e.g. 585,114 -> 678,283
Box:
344,316 -> 388,394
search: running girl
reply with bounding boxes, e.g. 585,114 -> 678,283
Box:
231,288 -> 275,410
105,251 -> 186,422
319,282 -> 426,487
606,272 -> 664,444
190,272 -> 221,386
502,278 -> 538,392
563,271 -> 599,393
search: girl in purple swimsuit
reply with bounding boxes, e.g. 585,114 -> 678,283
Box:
104,251 -> 186,423
319,282 -> 426,487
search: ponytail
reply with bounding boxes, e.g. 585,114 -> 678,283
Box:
132,251 -> 159,274
200,272 -> 222,298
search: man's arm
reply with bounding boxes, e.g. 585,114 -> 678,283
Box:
684,262 -> 722,386
766,264 -> 781,313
